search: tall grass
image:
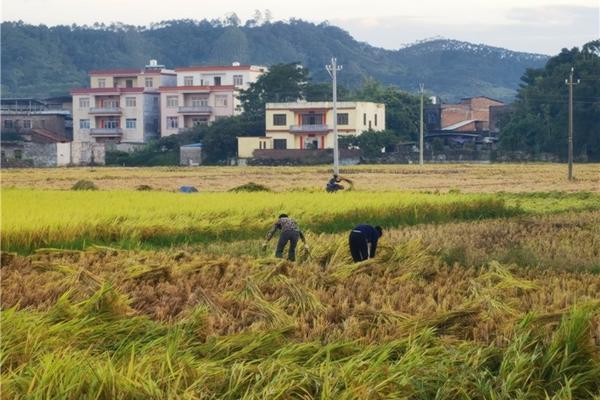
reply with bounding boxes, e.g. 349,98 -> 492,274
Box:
1,189 -> 519,253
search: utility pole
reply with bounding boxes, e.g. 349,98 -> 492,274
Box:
419,83 -> 425,165
565,67 -> 579,180
326,58 -> 343,176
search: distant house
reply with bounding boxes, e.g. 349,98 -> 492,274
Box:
160,63 -> 267,136
1,97 -> 73,140
180,143 -> 203,166
71,59 -> 176,146
237,101 -> 385,161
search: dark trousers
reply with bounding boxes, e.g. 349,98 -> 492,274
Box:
349,231 -> 369,262
276,230 -> 299,261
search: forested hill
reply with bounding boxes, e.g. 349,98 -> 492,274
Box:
1,19 -> 548,100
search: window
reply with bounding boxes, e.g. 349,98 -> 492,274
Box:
214,76 -> 221,86
103,99 -> 119,108
191,96 -> 208,107
125,97 -> 136,107
126,79 -> 134,88
14,149 -> 22,160
273,139 -> 287,149
337,113 -> 349,125
126,118 -> 137,129
98,78 -> 106,88
215,95 -> 228,107
79,119 -> 90,129
166,96 -> 178,108
233,75 -> 243,86
23,120 -> 32,129
79,97 -> 90,108
167,117 -> 179,129
302,112 -> 322,126
184,76 -> 194,86
273,114 -> 287,126
104,119 -> 119,129
363,113 -> 367,125
374,114 -> 378,127
153,97 -> 159,107
145,77 -> 153,88
192,117 -> 208,126
4,119 -> 14,129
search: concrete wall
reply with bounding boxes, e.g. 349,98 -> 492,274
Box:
175,66 -> 267,89
180,146 -> 203,166
238,137 -> 273,158
1,142 -> 57,167
57,142 -> 71,165
71,142 -> 106,165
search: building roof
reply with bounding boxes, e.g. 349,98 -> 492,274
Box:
1,98 -> 47,105
174,65 -> 267,72
460,96 -> 504,104
266,101 -> 385,109
442,120 -> 478,131
158,85 -> 236,92
181,143 -> 203,148
29,129 -> 70,143
89,68 -> 176,76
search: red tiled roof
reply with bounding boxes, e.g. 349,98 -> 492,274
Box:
174,65 -> 259,72
30,128 -> 69,143
158,85 -> 237,92
70,87 -> 145,94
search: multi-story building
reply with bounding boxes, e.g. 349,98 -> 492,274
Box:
159,63 -> 267,136
424,96 -> 505,134
1,98 -> 72,140
71,60 -> 176,144
237,101 -> 385,158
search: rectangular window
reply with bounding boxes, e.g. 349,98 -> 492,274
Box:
145,77 -> 153,88
184,76 -> 194,86
273,114 -> 287,126
126,79 -> 134,88
126,118 -> 137,129
103,99 -> 119,108
125,97 -> 136,107
104,119 -> 119,129
167,116 -> 179,129
98,78 -> 106,88
363,113 -> 367,125
337,113 -> 349,125
215,95 -> 228,107
167,96 -> 179,108
214,76 -> 221,86
79,97 -> 90,108
273,139 -> 287,149
79,119 -> 90,129
374,114 -> 378,126
233,75 -> 243,86
23,120 -> 32,129
14,149 -> 22,160
4,119 -> 14,128
192,117 -> 208,126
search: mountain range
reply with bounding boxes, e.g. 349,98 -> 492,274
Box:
1,19 -> 549,101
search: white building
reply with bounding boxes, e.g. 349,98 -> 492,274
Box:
71,60 -> 176,145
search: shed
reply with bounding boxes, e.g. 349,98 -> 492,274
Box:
180,143 -> 203,166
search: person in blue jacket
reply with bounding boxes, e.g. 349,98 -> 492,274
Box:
348,224 -> 383,262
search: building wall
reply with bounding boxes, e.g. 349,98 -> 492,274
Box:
160,88 -> 237,137
57,142 -> 71,166
1,113 -> 69,137
180,146 -> 203,166
71,141 -> 106,165
174,66 -> 267,90
237,137 -> 273,158
1,142 -> 57,167
441,97 -> 504,129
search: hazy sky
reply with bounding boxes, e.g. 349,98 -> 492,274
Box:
2,0 -> 599,54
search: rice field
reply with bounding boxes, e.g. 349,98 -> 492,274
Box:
1,165 -> 599,399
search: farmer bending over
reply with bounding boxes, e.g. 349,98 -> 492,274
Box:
348,224 -> 382,262
326,174 -> 353,192
263,214 -> 308,261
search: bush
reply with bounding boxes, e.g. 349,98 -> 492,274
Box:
229,182 -> 271,192
135,185 -> 153,191
71,180 -> 98,191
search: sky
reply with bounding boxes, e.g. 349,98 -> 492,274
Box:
2,0 -> 599,55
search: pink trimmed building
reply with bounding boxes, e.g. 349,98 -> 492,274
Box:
159,63 -> 267,136
71,60 -> 176,144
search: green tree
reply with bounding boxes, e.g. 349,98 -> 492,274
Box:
499,40 -> 600,160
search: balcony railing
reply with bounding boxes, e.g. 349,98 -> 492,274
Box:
90,128 -> 123,136
178,106 -> 213,114
89,107 -> 122,115
289,124 -> 331,133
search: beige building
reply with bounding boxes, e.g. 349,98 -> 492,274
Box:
71,60 -> 176,144
160,63 -> 267,136
238,101 -> 385,158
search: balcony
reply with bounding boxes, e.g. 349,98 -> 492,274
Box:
178,106 -> 213,114
90,128 -> 123,137
289,124 -> 331,133
89,107 -> 122,115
